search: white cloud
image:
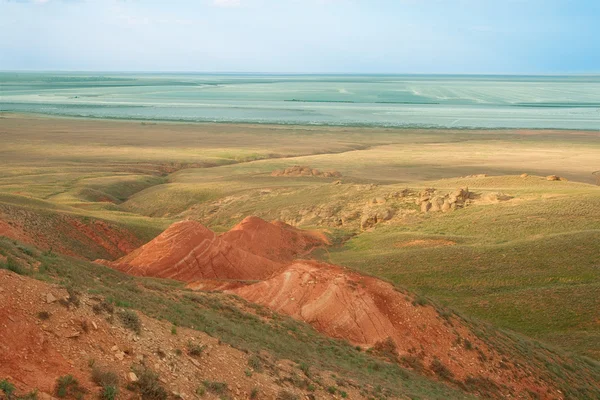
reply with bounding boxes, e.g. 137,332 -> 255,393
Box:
213,0 -> 241,8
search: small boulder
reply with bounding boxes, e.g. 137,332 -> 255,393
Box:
546,175 -> 560,181
128,372 -> 138,383
46,293 -> 57,304
520,173 -> 528,178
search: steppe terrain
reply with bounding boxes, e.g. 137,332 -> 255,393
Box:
1,113 -> 599,399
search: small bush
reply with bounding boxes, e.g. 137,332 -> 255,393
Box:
248,354 -> 262,372
100,385 -> 118,400
276,390 -> 299,400
37,311 -> 51,320
2,256 -> 26,275
118,310 -> 141,334
369,337 -> 397,362
463,375 -> 500,395
66,287 -> 81,307
250,387 -> 259,399
18,390 -> 39,400
93,300 -> 115,315
133,367 -> 168,400
187,342 -> 206,357
55,375 -> 86,399
430,358 -> 454,381
298,362 -> 311,377
412,295 -> 428,307
171,325 -> 177,335
91,366 -> 119,387
1,379 -> 16,397
400,354 -> 425,373
327,386 -> 337,394
202,381 -> 228,395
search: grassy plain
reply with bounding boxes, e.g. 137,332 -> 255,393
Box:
1,112 -> 599,365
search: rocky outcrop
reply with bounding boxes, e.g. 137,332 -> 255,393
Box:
416,188 -> 472,213
271,165 -> 342,178
360,207 -> 393,230
546,175 -> 568,181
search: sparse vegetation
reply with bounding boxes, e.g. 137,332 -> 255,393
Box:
248,354 -> 263,372
1,256 -> 26,275
91,365 -> 119,400
202,381 -> 228,396
0,380 -> 15,397
37,311 -> 51,320
133,366 -> 168,400
54,375 -> 86,399
430,358 -> 454,381
187,342 -> 206,356
276,390 -> 299,400
118,309 -> 141,334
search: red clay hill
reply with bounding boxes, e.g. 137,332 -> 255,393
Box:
94,217 -> 562,398
95,217 -> 327,282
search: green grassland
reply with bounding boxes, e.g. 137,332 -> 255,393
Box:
1,112 -> 599,367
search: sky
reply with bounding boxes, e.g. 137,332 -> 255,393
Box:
0,0 -> 599,74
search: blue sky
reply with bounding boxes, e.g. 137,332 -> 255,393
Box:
0,0 -> 598,73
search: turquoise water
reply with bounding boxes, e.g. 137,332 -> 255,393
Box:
1,73 -> 600,129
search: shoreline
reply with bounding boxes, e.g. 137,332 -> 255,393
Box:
2,111 -> 599,135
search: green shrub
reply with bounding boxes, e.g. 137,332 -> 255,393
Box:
0,379 -> 15,397
298,362 -> 311,377
100,385 -> 118,400
202,381 -> 228,395
133,367 -> 168,400
250,387 -> 259,399
54,375 -> 86,399
276,390 -> 298,400
187,342 -> 207,357
248,354 -> 262,372
2,256 -> 26,275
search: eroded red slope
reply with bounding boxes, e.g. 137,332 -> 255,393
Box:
221,216 -> 328,262
95,220 -> 284,281
230,261 -> 554,397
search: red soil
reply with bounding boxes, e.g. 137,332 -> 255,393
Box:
0,269 -> 334,399
93,217 -> 561,398
230,261 -> 555,397
0,272 -> 89,394
221,216 -> 329,262
96,220 -> 284,281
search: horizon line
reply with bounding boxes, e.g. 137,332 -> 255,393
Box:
2,70 -> 600,77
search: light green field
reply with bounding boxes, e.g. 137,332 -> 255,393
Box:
1,113 -> 599,365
